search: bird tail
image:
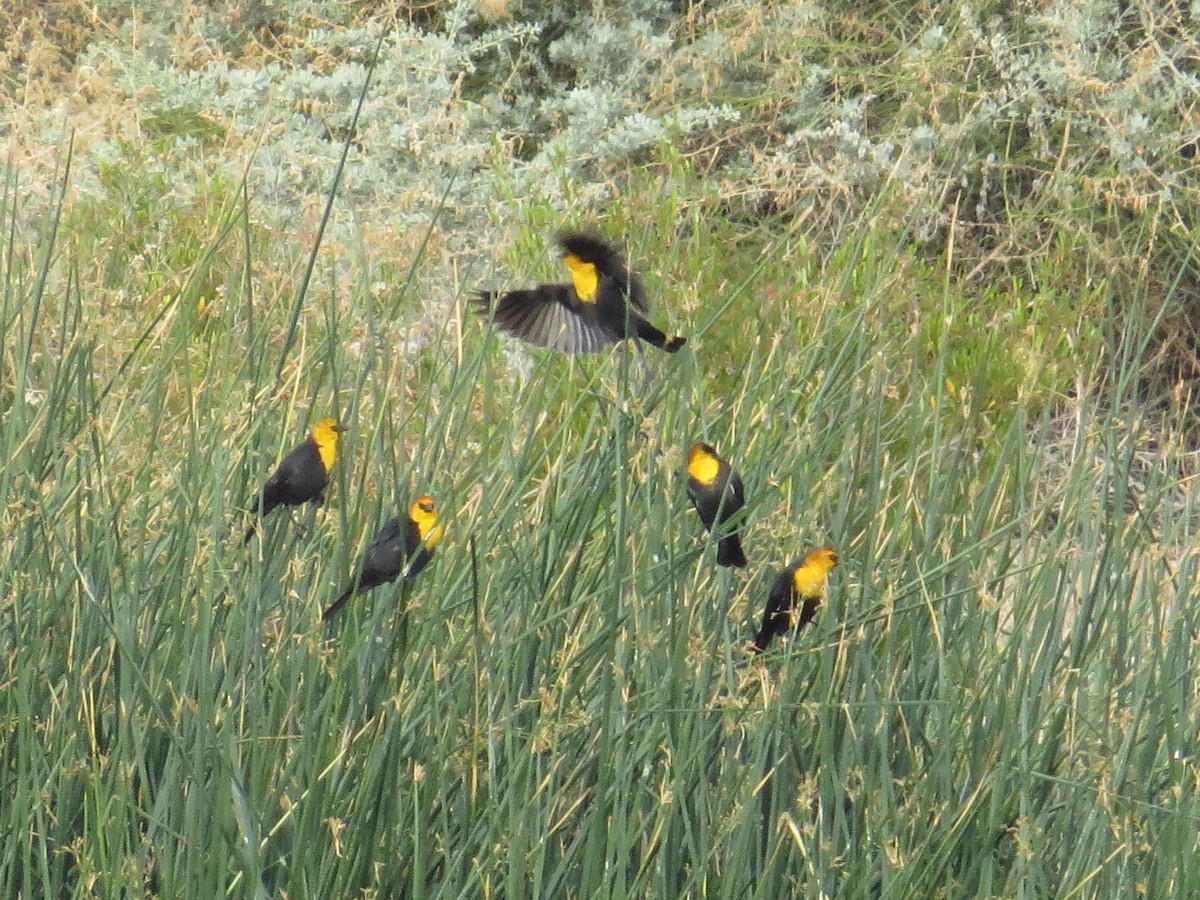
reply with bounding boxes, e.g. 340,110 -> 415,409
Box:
717,536 -> 747,568
634,319 -> 687,353
661,335 -> 687,352
243,496 -> 272,545
751,629 -> 771,654
321,587 -> 355,623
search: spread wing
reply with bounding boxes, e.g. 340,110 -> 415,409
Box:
473,287 -> 615,354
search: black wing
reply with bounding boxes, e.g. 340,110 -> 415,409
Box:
753,568 -> 794,652
687,478 -> 717,530
246,441 -> 326,543
322,517 -> 406,622
474,287 -> 615,353
358,517 -> 407,591
716,467 -> 745,526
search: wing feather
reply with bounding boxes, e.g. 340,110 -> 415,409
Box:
475,284 -> 616,353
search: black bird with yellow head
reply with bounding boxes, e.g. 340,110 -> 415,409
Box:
474,232 -> 686,354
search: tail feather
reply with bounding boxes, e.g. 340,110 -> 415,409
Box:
243,496 -> 274,545
322,587 -> 355,623
751,628 -> 771,653
635,319 -> 687,353
661,335 -> 687,353
717,535 -> 747,568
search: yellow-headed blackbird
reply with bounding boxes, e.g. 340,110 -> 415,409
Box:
473,232 -> 686,354
753,547 -> 839,653
686,442 -> 747,568
243,418 -> 344,544
321,495 -> 443,622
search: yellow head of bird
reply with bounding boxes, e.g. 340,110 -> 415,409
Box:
563,253 -> 600,303
804,547 -> 839,572
686,442 -> 721,486
310,418 -> 345,471
792,547 -> 839,598
410,494 -> 444,548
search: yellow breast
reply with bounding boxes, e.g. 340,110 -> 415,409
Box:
792,547 -> 839,598
423,522 -> 445,550
310,418 -> 342,472
792,565 -> 829,600
563,254 -> 599,303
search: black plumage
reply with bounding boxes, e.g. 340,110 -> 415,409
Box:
473,232 -> 686,354
243,418 -> 343,545
752,548 -> 839,653
686,442 -> 747,568
322,496 -> 441,622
